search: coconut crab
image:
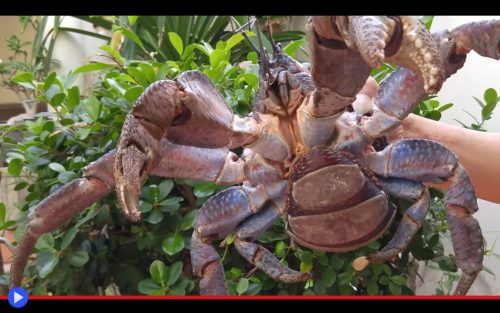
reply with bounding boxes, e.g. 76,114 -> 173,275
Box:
8,16 -> 500,295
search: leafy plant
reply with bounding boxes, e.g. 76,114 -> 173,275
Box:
455,88 -> 500,131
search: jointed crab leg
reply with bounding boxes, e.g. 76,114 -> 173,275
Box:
114,70 -> 263,222
9,151 -> 115,289
191,184 -> 308,295
9,141 -> 246,289
360,139 -> 483,295
363,20 -> 500,139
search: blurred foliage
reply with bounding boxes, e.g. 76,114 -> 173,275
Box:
0,15 -> 493,296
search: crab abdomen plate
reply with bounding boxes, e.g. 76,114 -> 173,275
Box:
287,146 -> 395,252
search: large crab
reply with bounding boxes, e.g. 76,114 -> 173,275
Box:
8,16 -> 500,295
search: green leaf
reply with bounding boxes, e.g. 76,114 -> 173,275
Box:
275,241 -> 287,259
236,278 -> 249,295
69,250 -> 89,267
146,209 -> 164,224
300,261 -> 313,273
124,86 -> 144,103
66,86 -> 80,111
482,101 -> 497,120
210,49 -> 228,68
243,73 -> 258,89
162,233 -> 185,255
83,95 -> 101,121
484,88 -> 497,104
140,201 -> 153,213
35,250 -> 59,278
193,182 -> 217,198
44,72 -> 57,91
367,241 -> 381,250
0,203 -> 5,223
116,27 -> 144,49
128,16 -> 139,26
106,78 -> 126,95
138,279 -> 163,295
421,16 -> 434,30
100,44 -> 124,66
283,38 -> 306,58
390,275 -> 407,286
168,32 -> 184,57
338,272 -> 353,286
13,72 -> 34,83
319,267 -> 336,287
225,32 -> 248,51
126,67 -> 148,87
388,282 -> 402,295
49,162 -> 65,173
180,210 -> 197,231
35,233 -> 54,250
73,62 -> 116,74
14,182 -> 29,191
139,64 -> 155,84
166,261 -> 182,286
300,250 -> 313,263
60,227 -> 78,250
437,102 -> 453,112
150,260 -> 168,285
367,281 -> 379,295
158,180 -> 174,201
58,171 -> 77,184
7,158 -> 23,176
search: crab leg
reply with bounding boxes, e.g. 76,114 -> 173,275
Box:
234,202 -> 310,284
114,70 -> 264,222
191,182 -> 305,295
9,152 -> 115,289
360,139 -> 483,295
363,20 -> 500,139
9,141 -> 245,289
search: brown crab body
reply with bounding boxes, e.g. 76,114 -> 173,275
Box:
287,146 -> 396,252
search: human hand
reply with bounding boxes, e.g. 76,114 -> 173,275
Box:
352,76 -> 379,115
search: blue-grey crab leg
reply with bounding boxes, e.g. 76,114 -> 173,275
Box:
9,142 -> 245,289
361,139 -> 483,295
353,179 -> 430,270
234,203 -> 310,284
362,20 -> 500,139
190,181 -> 308,295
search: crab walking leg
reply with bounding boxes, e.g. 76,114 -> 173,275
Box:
234,203 -> 310,283
362,139 -> 483,295
9,142 -> 245,289
191,182 -> 288,295
363,20 -> 500,139
114,70 -> 263,221
353,179 -> 430,269
9,152 -> 115,288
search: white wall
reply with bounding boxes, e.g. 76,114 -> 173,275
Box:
415,16 -> 500,295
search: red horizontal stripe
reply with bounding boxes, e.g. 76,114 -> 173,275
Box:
1,295 -> 499,300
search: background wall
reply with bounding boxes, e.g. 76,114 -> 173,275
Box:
0,16 -> 35,103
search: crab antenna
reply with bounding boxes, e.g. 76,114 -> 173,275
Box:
241,31 -> 260,56
267,17 -> 278,53
234,17 -> 257,33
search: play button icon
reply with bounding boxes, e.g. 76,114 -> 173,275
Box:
8,287 -> 28,308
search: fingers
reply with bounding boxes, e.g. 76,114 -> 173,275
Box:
352,76 -> 379,114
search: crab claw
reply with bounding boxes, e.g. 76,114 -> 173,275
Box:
347,16 -> 444,95
449,19 -> 500,60
114,114 -> 162,222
